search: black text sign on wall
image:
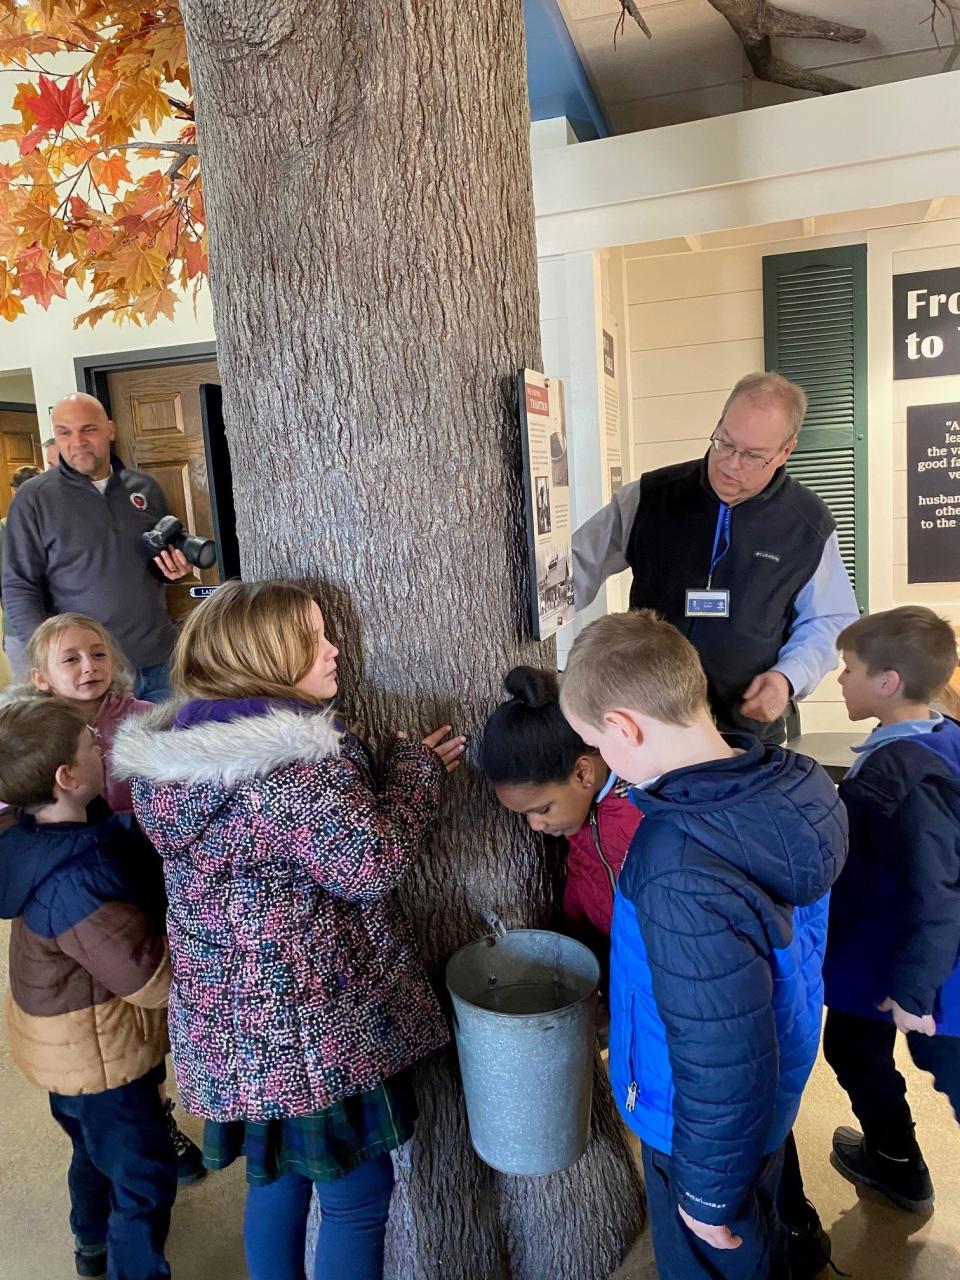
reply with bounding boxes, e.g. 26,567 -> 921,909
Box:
907,402 -> 960,584
893,267 -> 960,379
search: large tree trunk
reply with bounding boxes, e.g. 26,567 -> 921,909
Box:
179,3 -> 645,1276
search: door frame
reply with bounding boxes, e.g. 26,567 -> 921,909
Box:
74,341 -> 241,580
74,341 -> 218,414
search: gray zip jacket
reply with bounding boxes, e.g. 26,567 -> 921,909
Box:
1,455 -> 177,670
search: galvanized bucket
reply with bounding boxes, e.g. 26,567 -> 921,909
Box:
446,928 -> 600,1176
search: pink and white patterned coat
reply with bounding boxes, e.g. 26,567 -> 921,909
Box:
111,705 -> 449,1122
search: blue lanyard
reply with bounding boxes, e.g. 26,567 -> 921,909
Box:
706,504 -> 731,589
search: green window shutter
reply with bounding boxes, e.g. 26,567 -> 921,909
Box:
762,244 -> 868,610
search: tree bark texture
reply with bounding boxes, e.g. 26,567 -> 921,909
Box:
178,3 -> 646,1277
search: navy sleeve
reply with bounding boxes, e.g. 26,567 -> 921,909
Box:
886,781 -> 960,1018
0,490 -> 50,643
634,868 -> 779,1225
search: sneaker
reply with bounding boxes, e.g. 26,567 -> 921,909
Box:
74,1243 -> 107,1278
831,1125 -> 934,1214
785,1201 -> 834,1279
163,1097 -> 207,1184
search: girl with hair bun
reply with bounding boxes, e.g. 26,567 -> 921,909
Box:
480,665 -> 641,969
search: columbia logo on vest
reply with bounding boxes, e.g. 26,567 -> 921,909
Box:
753,551 -> 781,563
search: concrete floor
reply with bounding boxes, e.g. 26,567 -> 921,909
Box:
0,915 -> 956,1280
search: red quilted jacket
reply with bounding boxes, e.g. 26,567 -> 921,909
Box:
562,778 -> 641,940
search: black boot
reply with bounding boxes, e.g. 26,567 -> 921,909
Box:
74,1242 -> 107,1278
831,1125 -> 934,1214
163,1097 -> 207,1184
785,1199 -> 833,1279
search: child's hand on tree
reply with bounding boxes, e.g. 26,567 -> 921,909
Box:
395,726 -> 467,773
677,1205 -> 741,1250
878,997 -> 936,1037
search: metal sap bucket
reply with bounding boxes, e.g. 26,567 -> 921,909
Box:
445,928 -> 600,1176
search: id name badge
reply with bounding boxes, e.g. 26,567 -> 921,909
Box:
685,588 -> 730,618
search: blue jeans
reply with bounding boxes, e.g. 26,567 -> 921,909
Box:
243,1154 -> 395,1280
641,1142 -> 789,1280
48,1066 -> 177,1280
134,660 -> 171,704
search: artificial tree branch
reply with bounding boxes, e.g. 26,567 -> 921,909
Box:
617,0 -> 867,95
616,0 -> 651,41
763,5 -> 866,42
929,0 -> 960,43
745,52 -> 856,93
100,141 -> 198,157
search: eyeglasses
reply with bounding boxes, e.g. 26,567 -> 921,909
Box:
709,429 -> 791,472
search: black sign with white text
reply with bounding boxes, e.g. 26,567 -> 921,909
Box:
893,267 -> 960,380
907,402 -> 960,583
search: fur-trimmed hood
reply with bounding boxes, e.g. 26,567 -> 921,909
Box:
111,704 -> 343,789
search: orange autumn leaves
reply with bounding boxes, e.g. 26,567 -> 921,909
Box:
0,1 -> 207,327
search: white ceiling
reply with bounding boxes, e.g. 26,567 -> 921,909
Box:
558,0 -> 960,134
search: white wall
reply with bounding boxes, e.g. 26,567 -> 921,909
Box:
0,370 -> 38,404
538,247 -> 633,665
0,288 -> 215,430
533,73 -> 960,258
625,215 -> 960,731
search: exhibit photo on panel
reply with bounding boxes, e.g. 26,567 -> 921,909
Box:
519,369 -> 573,640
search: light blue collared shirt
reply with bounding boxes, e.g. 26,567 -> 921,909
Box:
846,712 -> 945,777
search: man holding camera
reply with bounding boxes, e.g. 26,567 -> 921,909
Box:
1,393 -> 189,701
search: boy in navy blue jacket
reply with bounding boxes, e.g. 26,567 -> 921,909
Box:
561,610 -> 847,1280
824,606 -> 960,1214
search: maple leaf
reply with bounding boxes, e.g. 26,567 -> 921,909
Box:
85,224 -> 114,254
107,240 -> 167,293
138,283 -> 177,324
16,244 -> 49,275
12,81 -> 40,125
16,199 -> 58,248
0,1 -> 206,326
18,127 -> 44,155
18,263 -> 68,309
0,261 -> 24,320
31,74 -> 88,132
0,294 -> 25,321
90,150 -> 132,194
183,236 -> 207,281
68,194 -> 94,224
73,302 -> 113,329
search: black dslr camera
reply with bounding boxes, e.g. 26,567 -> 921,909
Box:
143,516 -> 217,570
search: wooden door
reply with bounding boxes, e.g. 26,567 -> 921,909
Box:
0,410 -> 42,517
107,361 -> 221,622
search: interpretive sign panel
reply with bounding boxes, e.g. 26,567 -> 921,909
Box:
906,402 -> 960,583
518,369 -> 574,640
893,267 -> 960,380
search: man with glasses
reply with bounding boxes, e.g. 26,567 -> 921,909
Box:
573,371 -> 858,743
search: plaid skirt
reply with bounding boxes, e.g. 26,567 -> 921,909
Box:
202,1071 -> 417,1186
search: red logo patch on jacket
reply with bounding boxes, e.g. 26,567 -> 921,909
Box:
130,493 -> 147,510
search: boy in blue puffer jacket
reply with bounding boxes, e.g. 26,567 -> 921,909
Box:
561,610 -> 847,1280
823,606 -> 960,1215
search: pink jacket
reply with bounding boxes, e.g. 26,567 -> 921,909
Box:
111,702 -> 450,1121
95,692 -> 153,815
